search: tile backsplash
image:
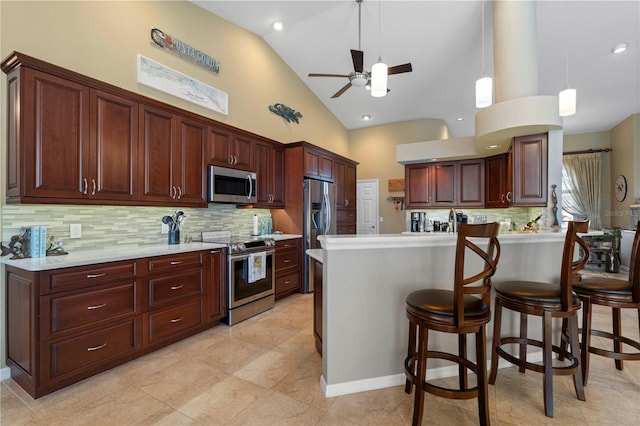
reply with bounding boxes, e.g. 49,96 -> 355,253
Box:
405,206 -> 547,232
1,204 -> 273,252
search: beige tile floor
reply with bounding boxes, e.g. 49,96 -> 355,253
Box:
2,292 -> 639,425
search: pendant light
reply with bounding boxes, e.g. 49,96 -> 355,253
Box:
475,0 -> 492,108
559,1 -> 576,116
371,0 -> 388,97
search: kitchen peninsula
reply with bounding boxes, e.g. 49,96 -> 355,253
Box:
316,231 -> 568,397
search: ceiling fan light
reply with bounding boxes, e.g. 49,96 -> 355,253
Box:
475,76 -> 493,108
371,61 -> 388,97
559,88 -> 577,116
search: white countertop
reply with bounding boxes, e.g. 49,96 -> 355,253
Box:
318,231 -> 569,250
268,234 -> 302,241
306,248 -> 324,263
1,242 -> 226,272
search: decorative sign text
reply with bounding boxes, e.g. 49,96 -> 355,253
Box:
150,27 -> 220,73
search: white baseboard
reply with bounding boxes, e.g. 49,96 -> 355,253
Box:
322,353 -> 545,398
0,366 -> 11,381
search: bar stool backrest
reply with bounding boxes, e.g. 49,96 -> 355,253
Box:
629,221 -> 640,303
454,222 -> 501,327
561,221 -> 590,311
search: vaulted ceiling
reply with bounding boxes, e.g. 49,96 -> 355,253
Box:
193,1 -> 640,139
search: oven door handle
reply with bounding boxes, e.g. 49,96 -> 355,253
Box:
229,250 -> 275,261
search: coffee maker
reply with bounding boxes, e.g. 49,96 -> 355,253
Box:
411,212 -> 421,232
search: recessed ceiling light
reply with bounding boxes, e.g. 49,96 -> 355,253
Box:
362,114 -> 371,121
486,144 -> 501,150
273,21 -> 284,31
456,117 -> 464,121
612,42 -> 628,54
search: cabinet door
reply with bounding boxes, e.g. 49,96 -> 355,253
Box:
457,159 -> 484,207
344,163 -> 356,209
432,162 -> 456,206
90,90 -> 137,201
512,133 -> 548,206
232,134 -> 254,171
174,116 -> 206,205
254,141 -> 272,205
485,154 -> 508,208
304,148 -> 333,181
207,126 -> 233,167
334,161 -> 346,207
270,144 -> 285,207
208,248 -> 226,323
139,105 -> 174,202
23,68 -> 89,199
405,164 -> 432,208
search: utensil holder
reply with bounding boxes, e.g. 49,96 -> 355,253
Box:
168,229 -> 180,245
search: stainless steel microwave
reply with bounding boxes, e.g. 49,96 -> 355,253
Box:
207,165 -> 257,204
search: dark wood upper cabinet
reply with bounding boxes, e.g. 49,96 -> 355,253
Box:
512,133 -> 548,206
405,163 -> 433,208
173,116 -> 207,205
90,90 -> 138,201
138,105 -> 174,203
304,148 -> 333,181
254,139 -> 285,207
22,68 -> 90,200
408,159 -> 484,208
484,153 -> 509,208
206,126 -> 254,172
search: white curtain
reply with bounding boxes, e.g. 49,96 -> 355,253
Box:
562,152 -> 602,230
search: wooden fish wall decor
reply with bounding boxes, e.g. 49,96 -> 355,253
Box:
268,103 -> 303,124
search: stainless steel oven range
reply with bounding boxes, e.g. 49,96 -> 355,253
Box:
202,231 -> 275,325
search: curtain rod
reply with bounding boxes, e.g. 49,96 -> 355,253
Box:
563,148 -> 612,155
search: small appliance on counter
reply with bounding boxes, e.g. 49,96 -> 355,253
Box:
410,212 -> 429,232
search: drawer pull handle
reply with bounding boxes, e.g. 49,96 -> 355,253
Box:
170,317 -> 184,323
284,281 -> 291,285
87,342 -> 107,352
284,259 -> 291,263
86,273 -> 107,278
170,285 -> 184,290
87,303 -> 107,310
170,261 -> 183,265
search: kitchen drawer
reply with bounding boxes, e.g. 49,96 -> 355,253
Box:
336,225 -> 356,235
336,209 -> 356,223
145,298 -> 203,345
147,252 -> 204,273
46,320 -> 138,380
43,282 -> 139,338
275,270 -> 300,295
275,239 -> 299,250
148,269 -> 203,308
46,260 -> 137,293
275,248 -> 299,272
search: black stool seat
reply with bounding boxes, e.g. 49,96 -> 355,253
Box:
573,277 -> 632,301
494,281 -> 580,308
406,289 -> 489,320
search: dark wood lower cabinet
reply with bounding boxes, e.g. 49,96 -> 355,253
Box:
311,258 -> 323,354
275,238 -> 302,299
5,249 -> 225,399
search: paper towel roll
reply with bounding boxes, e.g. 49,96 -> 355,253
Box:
253,214 -> 259,235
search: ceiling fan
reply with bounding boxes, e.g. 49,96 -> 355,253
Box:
308,0 -> 413,98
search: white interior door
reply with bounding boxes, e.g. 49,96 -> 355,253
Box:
357,179 -> 379,234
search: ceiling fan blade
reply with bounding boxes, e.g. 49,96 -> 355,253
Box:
351,49 -> 364,73
388,63 -> 413,75
331,82 -> 352,98
308,73 -> 350,78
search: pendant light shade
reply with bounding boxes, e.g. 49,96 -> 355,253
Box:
371,59 -> 388,97
559,88 -> 576,116
475,0 -> 492,108
476,76 -> 493,108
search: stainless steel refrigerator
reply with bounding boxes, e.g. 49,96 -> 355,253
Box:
303,179 -> 336,292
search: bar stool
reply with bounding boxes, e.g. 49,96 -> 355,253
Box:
571,222 -> 640,384
404,223 -> 500,426
488,221 -> 589,418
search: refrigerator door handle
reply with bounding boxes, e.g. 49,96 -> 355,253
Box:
324,192 -> 332,235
